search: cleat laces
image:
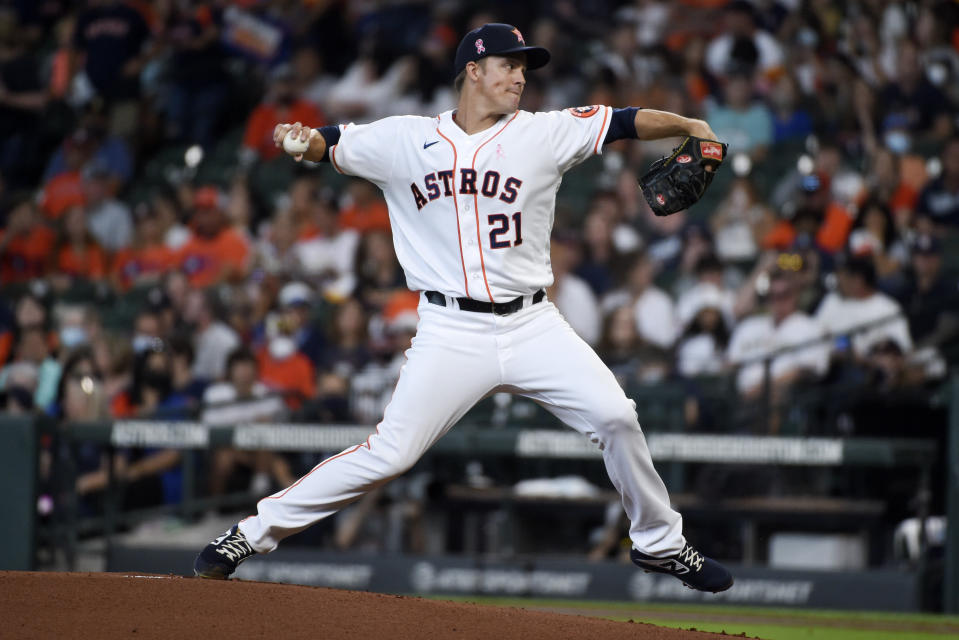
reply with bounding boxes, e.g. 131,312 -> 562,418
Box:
678,544 -> 704,572
215,533 -> 253,562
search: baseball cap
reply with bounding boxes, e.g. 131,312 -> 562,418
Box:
193,186 -> 221,210
279,281 -> 313,308
454,23 -> 550,77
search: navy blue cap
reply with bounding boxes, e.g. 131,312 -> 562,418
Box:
454,23 -> 550,77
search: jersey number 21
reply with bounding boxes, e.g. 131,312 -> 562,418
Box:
488,212 -> 522,249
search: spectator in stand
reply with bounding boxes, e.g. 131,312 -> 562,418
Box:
597,304 -> 669,387
241,64 -> 326,166
296,195 -> 360,303
675,285 -> 730,379
167,336 -> 205,413
704,1 -> 784,80
877,40 -> 952,145
224,287 -> 258,346
111,201 -> 176,291
49,346 -> 100,417
202,347 -> 293,498
81,163 -> 133,252
706,68 -> 773,161
130,305 -> 161,347
768,73 -> 813,145
865,147 -> 920,229
727,269 -> 829,403
318,298 -> 371,389
861,338 -> 926,394
42,101 -> 134,191
710,174 -> 775,263
152,186 -> 190,250
254,208 -> 300,277
116,342 -> 181,419
916,136 -> 959,227
270,281 -> 326,367
546,235 -> 601,346
159,1 -> 228,148
0,194 -> 54,283
816,255 -> 912,361
676,253 -> 737,329
71,0 -> 154,139
55,302 -> 104,356
0,325 -> 62,411
339,178 -> 390,235
39,129 -> 90,220
603,250 -> 678,352
49,205 -> 107,289
13,293 -> 50,339
857,201 -> 913,287
574,209 -> 622,297
353,230 -> 405,310
765,169 -> 859,257
183,289 -> 239,382
257,322 -> 316,409
286,170 -> 323,240
76,344 -> 186,508
177,186 -> 250,288
893,233 -> 959,378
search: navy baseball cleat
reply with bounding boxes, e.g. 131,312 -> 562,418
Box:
194,524 -> 256,579
631,542 -> 733,593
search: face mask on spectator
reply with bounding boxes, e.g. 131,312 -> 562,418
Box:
268,336 -> 296,361
59,326 -> 88,349
884,130 -> 911,154
132,334 -> 159,354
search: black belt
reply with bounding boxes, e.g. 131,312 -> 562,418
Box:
425,289 -> 545,316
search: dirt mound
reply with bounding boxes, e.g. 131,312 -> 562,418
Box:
1,571 -> 729,640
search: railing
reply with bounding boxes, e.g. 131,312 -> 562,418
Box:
44,420 -> 937,560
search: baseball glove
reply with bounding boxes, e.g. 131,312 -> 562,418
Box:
640,136 -> 728,216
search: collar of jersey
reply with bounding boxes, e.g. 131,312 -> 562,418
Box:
437,109 -> 517,144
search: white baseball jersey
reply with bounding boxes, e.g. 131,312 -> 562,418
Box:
237,104 -> 687,563
329,106 -> 613,301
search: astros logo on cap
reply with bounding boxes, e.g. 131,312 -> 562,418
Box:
475,39 -> 485,54
512,28 -> 524,43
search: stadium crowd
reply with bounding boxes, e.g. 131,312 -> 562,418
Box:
0,1 -> 957,521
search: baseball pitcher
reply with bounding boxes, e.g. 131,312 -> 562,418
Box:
195,23 -> 732,593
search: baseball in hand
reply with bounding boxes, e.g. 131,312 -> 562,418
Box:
283,129 -> 311,155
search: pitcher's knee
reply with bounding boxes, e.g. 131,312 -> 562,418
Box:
594,399 -> 640,440
372,445 -> 420,478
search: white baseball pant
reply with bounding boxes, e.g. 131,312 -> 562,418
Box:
239,293 -> 685,557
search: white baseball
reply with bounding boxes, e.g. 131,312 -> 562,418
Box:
283,129 -> 311,154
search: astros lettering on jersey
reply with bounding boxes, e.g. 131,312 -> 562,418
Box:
329,106 -> 611,302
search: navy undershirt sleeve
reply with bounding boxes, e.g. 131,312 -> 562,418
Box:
317,125 -> 341,162
604,107 -> 641,145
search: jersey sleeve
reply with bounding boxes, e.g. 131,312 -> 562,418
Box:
328,118 -> 400,187
543,105 -> 613,174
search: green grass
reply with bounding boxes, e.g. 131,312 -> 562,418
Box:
429,596 -> 959,639
621,618 -> 952,640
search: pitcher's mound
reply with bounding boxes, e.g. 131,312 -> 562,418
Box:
1,571 -> 725,639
